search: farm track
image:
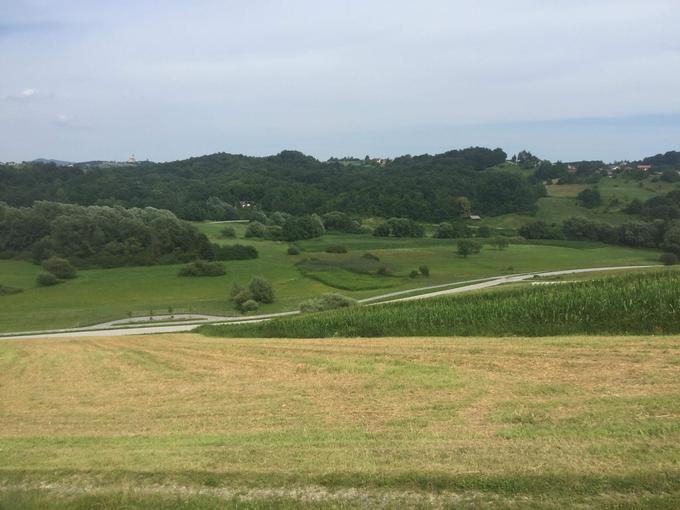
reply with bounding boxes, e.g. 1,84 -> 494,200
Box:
0,265 -> 660,340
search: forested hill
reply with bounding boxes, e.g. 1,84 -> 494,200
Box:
0,147 -> 544,222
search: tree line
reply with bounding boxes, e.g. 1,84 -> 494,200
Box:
0,147 -> 544,222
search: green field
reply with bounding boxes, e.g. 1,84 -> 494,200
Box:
1,333 -> 679,508
0,222 -> 662,333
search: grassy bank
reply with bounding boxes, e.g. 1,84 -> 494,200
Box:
200,271 -> 680,338
1,334 -> 679,508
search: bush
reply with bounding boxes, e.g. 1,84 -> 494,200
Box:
36,272 -> 61,287
42,257 -> 77,279
358,225 -> 373,235
220,226 -> 236,238
377,266 -> 393,276
0,285 -> 23,296
178,260 -> 226,277
230,282 -> 244,299
419,265 -> 430,277
661,253 -> 678,266
299,293 -> 357,313
362,253 -> 380,261
409,270 -> 419,278
325,245 -> 348,254
240,299 -> 260,312
287,246 -> 301,255
433,222 -> 468,239
249,276 -> 275,304
322,211 -> 361,233
244,221 -> 266,238
212,244 -> 258,260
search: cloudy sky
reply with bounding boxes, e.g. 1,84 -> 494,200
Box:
2,0 -> 680,162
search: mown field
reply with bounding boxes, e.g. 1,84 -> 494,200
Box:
0,220 -> 662,333
1,334 -> 679,508
201,271 -> 680,339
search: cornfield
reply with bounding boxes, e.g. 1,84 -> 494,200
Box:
201,271 -> 680,338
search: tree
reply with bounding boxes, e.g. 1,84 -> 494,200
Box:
661,252 -> 678,266
453,196 -> 472,218
457,239 -> 482,258
577,188 -> 602,209
662,226 -> 680,255
478,225 -> 491,238
373,222 -> 391,237
249,276 -> 274,304
492,237 -> 509,250
244,221 -> 266,238
419,265 -> 430,277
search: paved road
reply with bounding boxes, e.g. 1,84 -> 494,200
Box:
0,265 -> 660,340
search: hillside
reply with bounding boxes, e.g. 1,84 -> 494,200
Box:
0,147 -> 541,222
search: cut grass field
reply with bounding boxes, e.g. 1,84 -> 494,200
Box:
1,334 -> 679,508
0,225 -> 661,333
201,271 -> 680,339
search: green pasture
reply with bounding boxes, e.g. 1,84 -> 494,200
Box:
0,223 -> 662,333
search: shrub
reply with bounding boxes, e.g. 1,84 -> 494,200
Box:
178,260 -> 226,277
244,221 -> 266,238
220,226 -> 236,238
419,265 -> 430,277
232,289 -> 253,308
36,272 -> 61,287
240,299 -> 260,312
433,222 -> 468,239
325,245 -> 348,254
409,270 -> 419,278
661,252 -> 678,266
212,244 -> 258,260
358,225 -> 373,235
299,293 -> 357,313
0,285 -> 23,296
249,276 -> 275,304
362,253 -> 380,261
287,246 -> 301,255
377,266 -> 393,276
42,257 -> 77,279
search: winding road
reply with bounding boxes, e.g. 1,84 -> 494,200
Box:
0,265 -> 660,340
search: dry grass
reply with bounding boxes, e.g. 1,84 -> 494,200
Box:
1,333 -> 680,507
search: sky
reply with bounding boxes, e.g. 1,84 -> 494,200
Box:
1,0 -> 680,163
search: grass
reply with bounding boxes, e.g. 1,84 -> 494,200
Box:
1,333 -> 680,508
200,271 -> 680,338
0,222 -> 662,333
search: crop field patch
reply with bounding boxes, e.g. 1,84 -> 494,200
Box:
1,333 -> 680,508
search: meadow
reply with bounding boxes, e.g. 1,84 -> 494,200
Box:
201,271 -> 680,338
1,333 -> 679,508
0,220 -> 661,333
482,174 -> 680,229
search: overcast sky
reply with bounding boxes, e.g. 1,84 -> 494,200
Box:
2,0 -> 680,162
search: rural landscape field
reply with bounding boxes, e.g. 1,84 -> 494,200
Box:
3,1 -> 680,509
